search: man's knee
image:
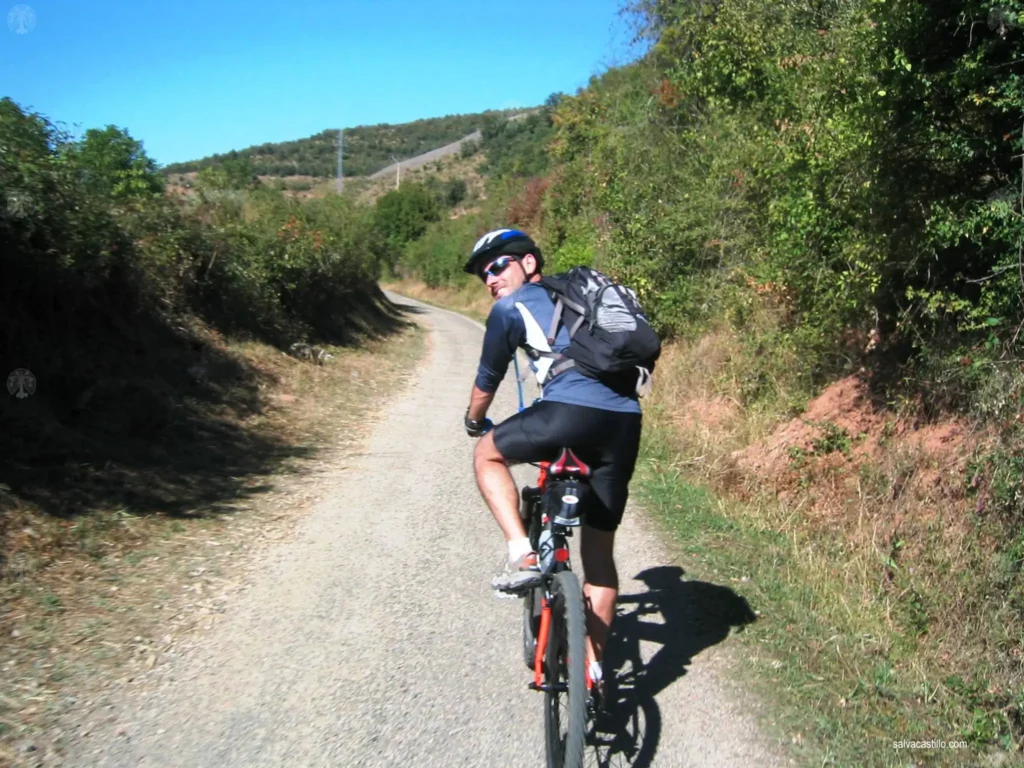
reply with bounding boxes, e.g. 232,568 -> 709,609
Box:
584,561 -> 618,590
474,431 -> 505,471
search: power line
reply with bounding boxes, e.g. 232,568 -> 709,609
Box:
336,130 -> 344,194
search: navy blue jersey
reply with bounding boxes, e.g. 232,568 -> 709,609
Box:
474,282 -> 642,414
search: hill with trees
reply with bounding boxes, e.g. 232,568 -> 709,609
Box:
161,108 -> 525,179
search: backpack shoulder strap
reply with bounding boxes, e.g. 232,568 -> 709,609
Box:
546,297 -> 563,345
513,302 -> 559,384
540,271 -> 591,340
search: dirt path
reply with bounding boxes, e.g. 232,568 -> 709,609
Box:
58,295 -> 788,768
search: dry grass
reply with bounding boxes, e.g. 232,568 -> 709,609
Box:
641,320 -> 1024,765
651,335 -> 760,474
0,322 -> 426,764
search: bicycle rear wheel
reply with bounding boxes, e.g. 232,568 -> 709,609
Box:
522,494 -> 543,670
523,586 -> 542,670
544,570 -> 587,768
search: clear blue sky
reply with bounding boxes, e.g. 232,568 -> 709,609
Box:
1,0 -> 643,167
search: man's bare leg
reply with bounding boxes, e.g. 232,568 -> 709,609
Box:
475,432 -> 617,667
580,525 -> 618,669
473,431 -> 526,540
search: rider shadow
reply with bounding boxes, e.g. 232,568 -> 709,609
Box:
585,565 -> 758,768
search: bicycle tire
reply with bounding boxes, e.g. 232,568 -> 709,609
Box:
525,498 -> 542,551
522,586 -> 542,670
544,570 -> 588,768
522,495 -> 543,670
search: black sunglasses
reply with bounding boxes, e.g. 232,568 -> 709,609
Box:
479,255 -> 519,281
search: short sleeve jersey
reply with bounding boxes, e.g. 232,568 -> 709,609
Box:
474,282 -> 642,414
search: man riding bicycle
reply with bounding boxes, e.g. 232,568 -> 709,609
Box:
462,228 -> 643,690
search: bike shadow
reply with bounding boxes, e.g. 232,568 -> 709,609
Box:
585,565 -> 757,768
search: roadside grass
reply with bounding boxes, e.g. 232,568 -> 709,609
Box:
388,279 -> 1024,767
640,329 -> 1024,768
638,426 -> 951,767
0,316 -> 426,764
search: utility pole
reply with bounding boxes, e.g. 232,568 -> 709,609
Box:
336,129 -> 344,194
390,155 -> 400,190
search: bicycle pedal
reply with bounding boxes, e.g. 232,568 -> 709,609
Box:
493,590 -> 522,600
491,573 -> 542,595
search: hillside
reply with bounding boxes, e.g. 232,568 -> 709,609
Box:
368,130 -> 481,180
161,103 -> 558,211
161,108 -> 525,179
352,146 -> 488,209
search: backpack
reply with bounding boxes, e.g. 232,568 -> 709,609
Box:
533,266 -> 661,397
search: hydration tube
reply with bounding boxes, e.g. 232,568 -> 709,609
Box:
513,353 -> 526,413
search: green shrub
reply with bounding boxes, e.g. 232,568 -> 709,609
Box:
0,97 -> 384,364
372,182 -> 442,273
401,214 -> 483,288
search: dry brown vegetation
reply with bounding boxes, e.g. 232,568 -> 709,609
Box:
642,321 -> 1024,763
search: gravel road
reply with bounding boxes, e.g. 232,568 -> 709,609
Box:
61,295 -> 789,768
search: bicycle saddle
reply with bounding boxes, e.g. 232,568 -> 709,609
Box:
549,448 -> 592,479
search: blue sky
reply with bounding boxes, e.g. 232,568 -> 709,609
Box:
1,1 -> 643,167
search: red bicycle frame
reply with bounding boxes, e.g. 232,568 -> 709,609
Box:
530,460 -> 593,692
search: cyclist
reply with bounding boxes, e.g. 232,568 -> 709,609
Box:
462,227 -> 643,692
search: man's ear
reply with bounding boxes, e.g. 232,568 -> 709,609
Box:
522,253 -> 538,277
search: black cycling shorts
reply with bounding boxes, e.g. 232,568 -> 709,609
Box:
492,400 -> 643,532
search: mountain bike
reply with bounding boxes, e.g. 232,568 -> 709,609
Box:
480,357 -> 599,767
515,448 -> 597,768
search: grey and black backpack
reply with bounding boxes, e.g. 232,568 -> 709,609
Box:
534,266 -> 661,397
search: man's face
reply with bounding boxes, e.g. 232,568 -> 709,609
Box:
480,254 -> 534,300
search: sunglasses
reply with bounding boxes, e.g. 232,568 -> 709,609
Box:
479,255 -> 519,281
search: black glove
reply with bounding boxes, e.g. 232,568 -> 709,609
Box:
464,410 -> 493,438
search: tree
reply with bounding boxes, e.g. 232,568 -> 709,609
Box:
62,125 -> 164,201
195,166 -> 231,191
220,154 -> 258,189
544,92 -> 565,109
443,178 -> 468,207
373,183 -> 442,271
